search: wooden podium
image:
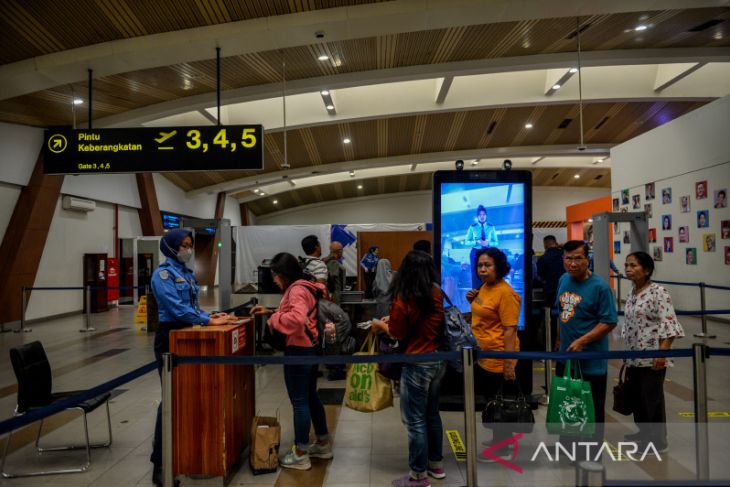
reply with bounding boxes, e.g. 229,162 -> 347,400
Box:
169,321 -> 255,478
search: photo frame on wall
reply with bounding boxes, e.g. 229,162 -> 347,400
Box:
679,226 -> 689,243
686,247 -> 697,265
648,228 -> 656,243
696,181 -> 708,200
623,231 -> 630,244
664,237 -> 673,253
697,210 -> 709,228
632,194 -> 641,209
680,195 -> 690,213
662,214 -> 672,230
703,233 -> 716,252
653,246 -> 663,262
645,182 -> 655,201
722,220 -> 730,240
644,203 -> 652,218
714,189 -> 727,208
614,241 -> 621,254
621,189 -> 629,205
612,198 -> 619,212
725,246 -> 730,265
661,187 -> 672,205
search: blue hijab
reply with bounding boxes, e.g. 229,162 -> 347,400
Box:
160,229 -> 193,259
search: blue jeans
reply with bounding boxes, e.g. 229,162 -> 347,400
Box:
283,346 -> 328,449
400,361 -> 446,477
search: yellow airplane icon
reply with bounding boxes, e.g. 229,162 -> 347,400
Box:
154,130 -> 177,144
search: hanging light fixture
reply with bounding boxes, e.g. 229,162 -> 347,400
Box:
576,17 -> 587,152
281,51 -> 290,169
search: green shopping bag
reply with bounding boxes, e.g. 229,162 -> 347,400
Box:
546,360 -> 595,437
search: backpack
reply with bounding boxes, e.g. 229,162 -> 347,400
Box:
301,286 -> 355,355
441,290 -> 478,372
298,256 -> 318,282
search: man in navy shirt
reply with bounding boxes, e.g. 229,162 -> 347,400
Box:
556,240 -> 617,442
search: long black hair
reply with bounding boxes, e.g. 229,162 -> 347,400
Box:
269,252 -> 305,291
387,250 -> 437,313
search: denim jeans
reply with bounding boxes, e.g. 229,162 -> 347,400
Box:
283,346 -> 329,449
400,361 -> 447,477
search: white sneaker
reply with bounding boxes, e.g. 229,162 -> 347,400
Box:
280,446 -> 311,470
309,441 -> 333,459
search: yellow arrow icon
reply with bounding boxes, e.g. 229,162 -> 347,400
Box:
48,134 -> 67,153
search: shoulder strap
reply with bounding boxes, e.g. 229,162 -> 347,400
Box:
295,284 -> 323,347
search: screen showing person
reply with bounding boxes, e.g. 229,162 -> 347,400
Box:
679,226 -> 689,243
686,247 -> 697,265
696,181 -> 707,200
437,179 -> 528,328
703,233 -> 716,252
722,220 -> 730,239
645,183 -> 655,201
697,210 -> 709,228
714,189 -> 727,208
680,195 -> 690,213
632,194 -> 640,209
663,237 -> 673,253
661,188 -> 672,204
662,214 -> 672,230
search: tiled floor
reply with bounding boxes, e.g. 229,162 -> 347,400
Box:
0,290 -> 729,486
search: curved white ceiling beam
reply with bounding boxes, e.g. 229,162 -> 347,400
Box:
97,48 -> 730,128
1,0 -> 718,101
188,144 -> 612,197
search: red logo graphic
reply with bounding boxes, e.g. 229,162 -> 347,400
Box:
481,433 -> 524,473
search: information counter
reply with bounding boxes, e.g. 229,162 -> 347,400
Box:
169,321 -> 255,478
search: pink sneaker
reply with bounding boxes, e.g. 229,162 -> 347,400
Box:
391,474 -> 431,487
427,466 -> 446,479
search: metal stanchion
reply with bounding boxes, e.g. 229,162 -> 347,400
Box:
693,282 -> 715,339
541,307 -> 552,405
616,275 -> 622,312
575,461 -> 605,486
15,287 -> 31,333
80,285 -> 96,332
692,343 -> 710,480
462,346 -> 477,487
162,353 -> 174,487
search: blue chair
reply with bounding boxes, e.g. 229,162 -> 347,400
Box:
1,341 -> 112,478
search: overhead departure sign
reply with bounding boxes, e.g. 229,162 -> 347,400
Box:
43,125 -> 263,174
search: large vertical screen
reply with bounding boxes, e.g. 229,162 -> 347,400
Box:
434,170 -> 532,329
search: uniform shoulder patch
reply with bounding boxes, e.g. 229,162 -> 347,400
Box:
159,270 -> 169,280
175,278 -> 186,283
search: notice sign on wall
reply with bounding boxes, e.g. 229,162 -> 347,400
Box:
43,125 -> 264,174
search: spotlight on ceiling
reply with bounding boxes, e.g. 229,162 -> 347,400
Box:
525,123 -> 533,129
73,98 -> 84,105
343,138 -> 351,144
317,54 -> 329,61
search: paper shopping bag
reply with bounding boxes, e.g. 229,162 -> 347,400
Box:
250,415 -> 281,475
546,360 -> 595,437
345,332 -> 393,412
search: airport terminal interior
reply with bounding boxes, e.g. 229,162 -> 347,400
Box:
1,1 -> 730,486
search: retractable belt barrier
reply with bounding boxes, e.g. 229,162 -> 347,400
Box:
609,275 -> 730,291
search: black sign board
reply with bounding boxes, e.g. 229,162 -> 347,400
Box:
43,125 -> 263,174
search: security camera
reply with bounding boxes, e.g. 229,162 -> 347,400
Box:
315,31 -> 325,39
455,159 -> 464,171
502,159 -> 512,171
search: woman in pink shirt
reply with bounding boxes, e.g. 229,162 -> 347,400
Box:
250,252 -> 332,470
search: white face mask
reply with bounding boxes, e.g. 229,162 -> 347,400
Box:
177,248 -> 193,263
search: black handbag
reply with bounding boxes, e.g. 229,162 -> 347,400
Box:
482,381 -> 534,433
612,363 -> 632,416
377,334 -> 403,381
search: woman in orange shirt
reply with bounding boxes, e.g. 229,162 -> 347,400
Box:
466,247 -> 521,462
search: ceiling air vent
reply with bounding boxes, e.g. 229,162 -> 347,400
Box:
558,118 -> 572,129
594,116 -> 610,130
687,19 -> 723,32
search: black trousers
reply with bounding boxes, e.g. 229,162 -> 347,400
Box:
626,366 -> 667,446
555,361 -> 607,442
363,271 -> 376,299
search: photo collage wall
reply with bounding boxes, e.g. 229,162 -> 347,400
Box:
612,175 -> 729,267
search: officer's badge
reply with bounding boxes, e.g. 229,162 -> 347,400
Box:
175,278 -> 186,282
159,270 -> 169,280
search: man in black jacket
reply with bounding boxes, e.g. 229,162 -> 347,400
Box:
536,235 -> 565,350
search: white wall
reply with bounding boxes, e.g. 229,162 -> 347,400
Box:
611,95 -> 730,312
0,122 -> 43,186
254,186 -> 609,225
0,182 -> 21,240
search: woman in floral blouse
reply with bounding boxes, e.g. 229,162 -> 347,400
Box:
622,251 -> 684,452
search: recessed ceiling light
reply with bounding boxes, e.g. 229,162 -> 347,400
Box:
634,25 -> 648,31
320,90 -> 330,96
357,184 -> 363,189
73,98 -> 84,105
253,188 -> 259,193
349,170 -> 355,177
317,55 -> 329,61
259,191 -> 266,196
569,67 -> 578,73
713,31 -> 723,40
552,84 -> 561,90
471,160 -> 479,166
326,104 -> 335,110
273,199 -> 278,204
525,123 -> 533,129
574,174 -> 580,179
343,138 -> 351,144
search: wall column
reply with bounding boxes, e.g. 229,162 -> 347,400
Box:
0,151 -> 64,324
136,173 -> 163,236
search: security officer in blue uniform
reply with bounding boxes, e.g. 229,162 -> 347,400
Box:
149,229 -> 228,486
464,205 -> 499,288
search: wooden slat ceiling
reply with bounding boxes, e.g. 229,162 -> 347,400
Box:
0,0 -> 387,65
243,167 -> 611,216
163,100 -> 705,191
0,8 -> 728,127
